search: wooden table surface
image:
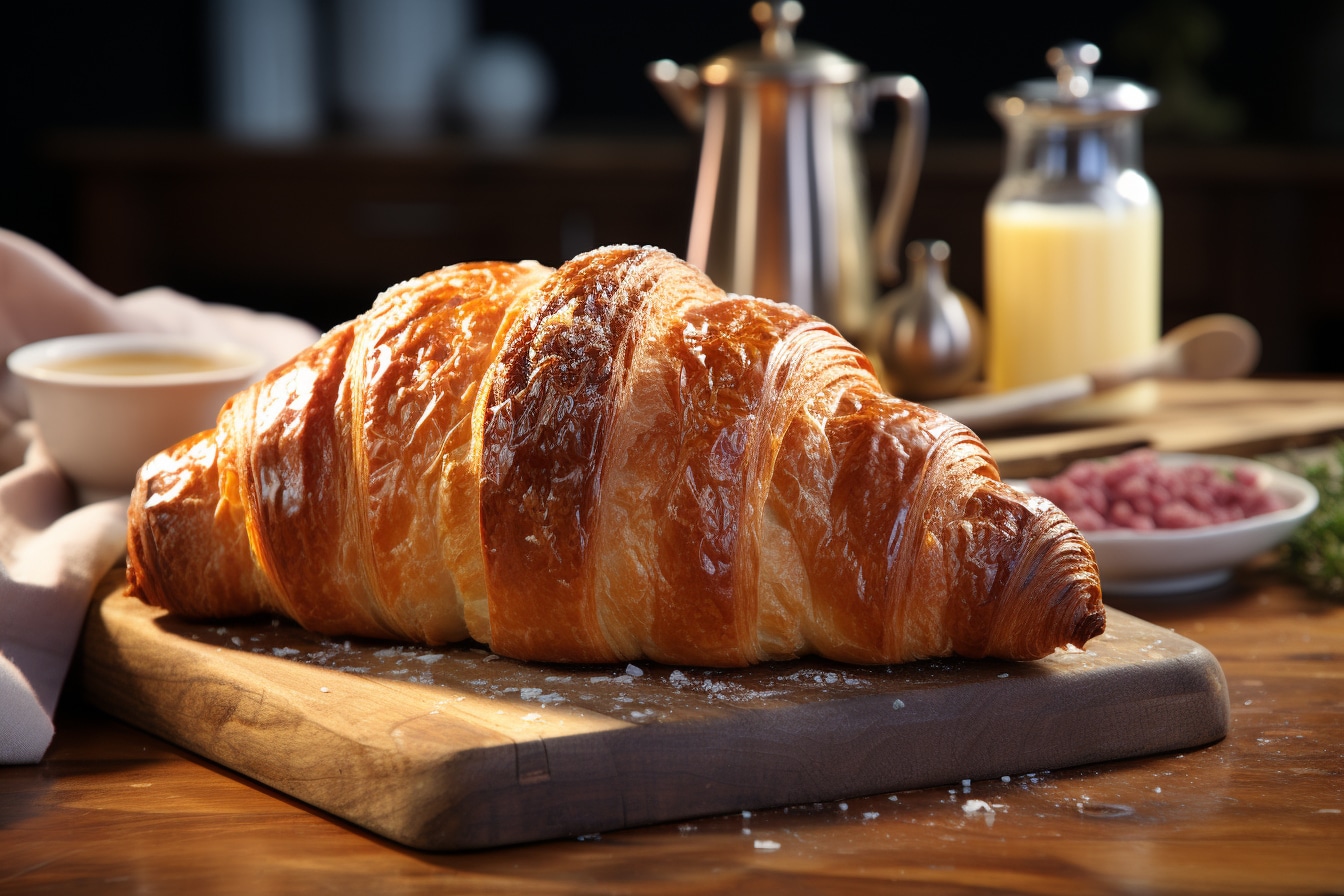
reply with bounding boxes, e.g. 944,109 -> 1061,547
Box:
4,380 -> 1344,894
3,569 -> 1342,894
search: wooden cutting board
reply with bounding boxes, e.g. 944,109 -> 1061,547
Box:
984,379 -> 1344,478
79,570 -> 1230,851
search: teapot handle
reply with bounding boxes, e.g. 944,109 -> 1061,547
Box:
868,74 -> 928,286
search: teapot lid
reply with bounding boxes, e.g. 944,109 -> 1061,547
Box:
699,2 -> 865,86
989,41 -> 1159,124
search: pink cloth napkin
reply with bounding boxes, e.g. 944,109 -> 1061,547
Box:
0,229 -> 320,763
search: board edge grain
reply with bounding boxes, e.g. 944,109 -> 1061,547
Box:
79,572 -> 1232,851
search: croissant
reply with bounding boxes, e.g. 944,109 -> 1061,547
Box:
126,245 -> 1104,667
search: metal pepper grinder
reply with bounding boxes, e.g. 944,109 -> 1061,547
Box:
870,240 -> 984,400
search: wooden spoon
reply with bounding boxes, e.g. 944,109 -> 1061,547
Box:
928,314 -> 1261,432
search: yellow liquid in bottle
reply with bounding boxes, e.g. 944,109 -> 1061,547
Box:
984,198 -> 1161,423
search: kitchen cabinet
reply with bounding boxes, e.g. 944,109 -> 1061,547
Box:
45,132 -> 1344,373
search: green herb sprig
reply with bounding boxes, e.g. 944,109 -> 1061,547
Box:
1281,440 -> 1344,600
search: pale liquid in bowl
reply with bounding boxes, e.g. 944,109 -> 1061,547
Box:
985,199 -> 1161,421
40,351 -> 239,377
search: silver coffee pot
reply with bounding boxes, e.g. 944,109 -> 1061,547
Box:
647,1 -> 927,341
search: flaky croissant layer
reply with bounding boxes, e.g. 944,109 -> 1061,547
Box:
127,246 -> 1104,666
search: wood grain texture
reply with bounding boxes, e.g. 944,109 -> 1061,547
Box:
75,570 -> 1226,851
4,568 -> 1340,894
984,379 -> 1344,477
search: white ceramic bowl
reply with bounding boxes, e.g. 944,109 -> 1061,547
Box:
1012,454 -> 1319,597
7,333 -> 266,502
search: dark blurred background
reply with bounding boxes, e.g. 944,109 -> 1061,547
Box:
3,0 -> 1343,371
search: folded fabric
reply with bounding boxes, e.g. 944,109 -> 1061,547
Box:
0,228 -> 320,763
0,429 -> 128,763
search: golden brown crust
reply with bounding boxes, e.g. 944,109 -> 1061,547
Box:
230,321 -> 383,636
126,246 -> 1104,666
352,261 -> 553,643
126,429 -> 270,620
478,247 -> 660,661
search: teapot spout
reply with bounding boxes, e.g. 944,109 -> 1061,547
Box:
646,59 -> 704,130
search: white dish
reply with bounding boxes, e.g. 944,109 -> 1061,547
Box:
1011,453 -> 1319,597
7,333 -> 265,503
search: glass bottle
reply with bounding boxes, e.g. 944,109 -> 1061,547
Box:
984,41 -> 1161,422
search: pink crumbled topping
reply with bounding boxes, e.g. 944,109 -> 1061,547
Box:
1027,449 -> 1287,532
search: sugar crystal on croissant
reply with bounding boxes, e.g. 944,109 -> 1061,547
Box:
126,245 -> 1104,666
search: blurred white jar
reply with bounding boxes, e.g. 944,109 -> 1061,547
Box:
334,0 -> 473,139
210,0 -> 321,143
457,35 -> 554,142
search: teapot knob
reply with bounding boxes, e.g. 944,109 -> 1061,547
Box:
752,1 -> 803,58
1047,40 -> 1101,98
